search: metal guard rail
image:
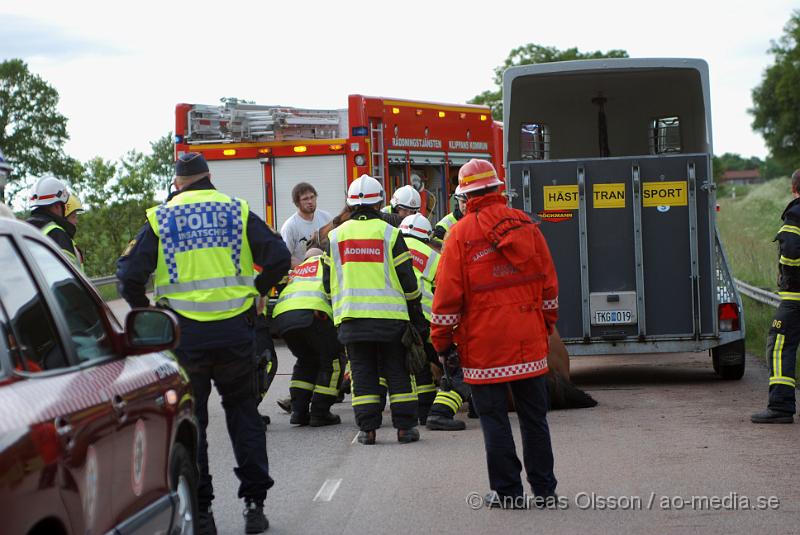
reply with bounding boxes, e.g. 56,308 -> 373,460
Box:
734,278 -> 780,308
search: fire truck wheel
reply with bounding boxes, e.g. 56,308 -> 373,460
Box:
711,340 -> 746,380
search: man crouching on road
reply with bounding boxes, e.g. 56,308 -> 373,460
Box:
430,159 -> 559,509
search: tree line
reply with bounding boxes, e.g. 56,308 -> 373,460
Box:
1,9 -> 798,276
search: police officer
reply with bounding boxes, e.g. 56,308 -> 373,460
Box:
272,247 -> 342,427
433,186 -> 466,245
752,168 -> 800,424
26,176 -> 81,268
117,152 -> 290,534
322,174 -> 427,444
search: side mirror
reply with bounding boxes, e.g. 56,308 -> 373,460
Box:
124,308 -> 179,355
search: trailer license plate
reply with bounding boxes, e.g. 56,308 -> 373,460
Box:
594,310 -> 633,325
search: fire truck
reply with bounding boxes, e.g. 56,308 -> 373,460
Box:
174,95 -> 503,231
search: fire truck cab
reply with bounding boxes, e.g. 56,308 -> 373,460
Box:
175,95 -> 502,232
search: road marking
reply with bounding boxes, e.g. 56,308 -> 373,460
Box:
351,432 -> 360,444
313,479 -> 342,502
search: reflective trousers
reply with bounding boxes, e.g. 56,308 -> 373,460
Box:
471,375 -> 556,498
178,342 -> 273,510
348,340 -> 418,431
283,317 -> 343,416
766,300 -> 800,414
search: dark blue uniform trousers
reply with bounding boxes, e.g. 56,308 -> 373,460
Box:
471,374 -> 557,498
766,300 -> 800,414
178,342 -> 274,510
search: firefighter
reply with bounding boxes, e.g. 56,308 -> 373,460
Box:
64,194 -> 86,270
398,213 -> 440,424
26,176 -> 81,268
431,159 -> 559,508
322,174 -> 427,445
272,247 -> 342,427
381,184 -> 421,218
433,186 -> 467,244
752,168 -> 800,424
116,152 -> 291,534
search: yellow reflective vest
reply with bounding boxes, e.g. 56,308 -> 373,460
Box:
272,255 -> 332,317
435,212 -> 458,237
326,217 -> 413,325
146,189 -> 258,322
403,237 -> 439,321
41,221 -> 83,271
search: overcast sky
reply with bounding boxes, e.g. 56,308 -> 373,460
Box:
1,0 -> 796,164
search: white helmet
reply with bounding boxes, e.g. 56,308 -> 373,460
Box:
454,184 -> 466,201
347,174 -> 384,207
400,213 -> 433,241
390,185 -> 421,211
30,176 -> 70,208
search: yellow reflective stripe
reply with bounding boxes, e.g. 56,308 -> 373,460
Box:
379,377 -> 388,388
770,378 -> 797,387
389,393 -> 418,403
779,256 -> 800,266
352,394 -> 381,406
779,225 -> 800,236
778,292 -> 800,301
416,383 -> 437,394
315,359 -> 341,396
290,380 -> 315,391
772,333 -> 784,384
314,385 -> 339,396
461,169 -> 496,183
405,287 -> 421,300
433,390 -> 461,412
393,250 -> 411,267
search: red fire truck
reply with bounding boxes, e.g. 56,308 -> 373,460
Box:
174,95 -> 503,230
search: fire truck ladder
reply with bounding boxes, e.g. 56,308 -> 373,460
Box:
369,119 -> 385,183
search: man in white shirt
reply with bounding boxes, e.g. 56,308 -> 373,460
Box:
280,182 -> 332,267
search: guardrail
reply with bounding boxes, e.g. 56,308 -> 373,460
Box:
90,275 -> 118,288
734,278 -> 780,308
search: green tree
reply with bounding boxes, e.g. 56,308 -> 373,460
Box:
143,132 -> 175,191
751,10 -> 800,170
469,44 -> 629,119
0,59 -> 74,202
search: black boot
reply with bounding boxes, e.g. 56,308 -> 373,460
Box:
243,501 -> 269,533
426,414 -> 466,431
198,509 -> 217,535
310,411 -> 341,427
397,427 -> 420,443
357,429 -> 376,445
290,412 -> 310,426
751,409 -> 794,424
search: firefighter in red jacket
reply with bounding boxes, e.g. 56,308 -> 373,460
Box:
431,159 -> 559,508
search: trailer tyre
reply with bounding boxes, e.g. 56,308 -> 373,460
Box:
712,340 -> 746,380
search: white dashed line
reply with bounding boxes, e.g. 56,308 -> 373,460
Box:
313,479 -> 342,502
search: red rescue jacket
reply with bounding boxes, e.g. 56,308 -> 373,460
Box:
430,193 -> 558,384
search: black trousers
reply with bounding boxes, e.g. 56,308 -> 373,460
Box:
471,375 -> 557,498
177,342 -> 273,510
766,300 -> 800,414
283,317 -> 343,416
430,365 -> 469,418
348,340 -> 418,431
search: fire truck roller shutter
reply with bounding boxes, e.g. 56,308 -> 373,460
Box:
206,159 -> 267,221
273,154 -> 347,232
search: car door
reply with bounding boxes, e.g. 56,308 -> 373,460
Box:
23,236 -> 174,531
0,234 -> 118,534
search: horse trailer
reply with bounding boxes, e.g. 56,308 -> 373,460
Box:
503,58 -> 746,379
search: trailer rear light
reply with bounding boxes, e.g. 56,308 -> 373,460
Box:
223,149 -> 237,156
438,111 -> 446,118
392,107 -> 400,114
258,148 -> 271,154
480,115 -> 488,121
329,144 -> 343,151
718,303 -> 740,332
354,154 -> 366,166
293,146 -> 308,153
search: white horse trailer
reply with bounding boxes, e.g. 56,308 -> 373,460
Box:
503,58 -> 745,379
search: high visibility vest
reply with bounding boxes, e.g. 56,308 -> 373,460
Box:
272,255 -> 332,317
327,217 -> 413,325
404,237 -> 439,321
41,222 -> 83,271
146,189 -> 257,322
435,212 -> 458,237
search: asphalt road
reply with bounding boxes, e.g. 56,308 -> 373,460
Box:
107,299 -> 799,535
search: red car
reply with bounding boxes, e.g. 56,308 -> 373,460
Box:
0,217 -> 198,535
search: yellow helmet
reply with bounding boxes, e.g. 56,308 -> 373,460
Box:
64,194 -> 84,217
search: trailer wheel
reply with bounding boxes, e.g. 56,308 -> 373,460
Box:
712,340 -> 746,380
